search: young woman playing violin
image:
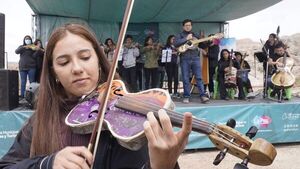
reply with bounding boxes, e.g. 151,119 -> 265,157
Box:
0,24 -> 192,169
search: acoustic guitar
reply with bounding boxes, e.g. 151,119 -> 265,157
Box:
177,33 -> 223,53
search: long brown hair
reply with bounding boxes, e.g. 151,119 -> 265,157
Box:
30,24 -> 112,156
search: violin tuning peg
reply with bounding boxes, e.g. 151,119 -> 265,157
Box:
226,118 -> 236,128
233,163 -> 249,169
246,126 -> 258,139
213,151 -> 226,165
234,158 -> 249,169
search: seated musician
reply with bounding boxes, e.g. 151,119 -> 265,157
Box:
267,41 -> 291,98
235,52 -> 256,99
217,49 -> 242,100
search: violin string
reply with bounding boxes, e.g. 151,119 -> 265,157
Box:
116,97 -> 239,147
116,96 -> 240,146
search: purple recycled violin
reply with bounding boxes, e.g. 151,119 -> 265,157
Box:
65,80 -> 174,150
66,80 -> 277,166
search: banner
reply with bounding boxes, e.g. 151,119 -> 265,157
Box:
1,102 -> 300,158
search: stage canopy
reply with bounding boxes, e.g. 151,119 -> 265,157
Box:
25,0 -> 282,43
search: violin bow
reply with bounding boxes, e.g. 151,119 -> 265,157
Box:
87,0 -> 135,164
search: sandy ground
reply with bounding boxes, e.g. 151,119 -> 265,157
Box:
178,143 -> 300,169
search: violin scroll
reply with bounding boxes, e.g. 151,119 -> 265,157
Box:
209,124 -> 277,166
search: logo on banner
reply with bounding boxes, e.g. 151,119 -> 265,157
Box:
252,115 -> 272,128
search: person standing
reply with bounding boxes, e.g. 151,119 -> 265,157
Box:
33,39 -> 45,83
163,35 -> 179,97
174,19 -> 209,103
104,38 -> 116,64
15,35 -> 37,98
142,36 -> 160,89
207,34 -> 220,97
121,35 -> 139,92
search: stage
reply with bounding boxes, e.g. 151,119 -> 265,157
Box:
1,94 -> 300,158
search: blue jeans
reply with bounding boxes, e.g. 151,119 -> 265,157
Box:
180,56 -> 205,98
20,69 -> 36,97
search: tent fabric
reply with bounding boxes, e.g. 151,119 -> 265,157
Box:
35,15 -> 224,45
26,0 -> 282,23
27,0 -> 281,45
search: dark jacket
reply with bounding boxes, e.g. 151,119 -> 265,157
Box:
208,44 -> 220,68
174,31 -> 200,58
218,59 -> 240,79
15,45 -> 36,70
0,105 -> 179,169
0,99 -> 181,169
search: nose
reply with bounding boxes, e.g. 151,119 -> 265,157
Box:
71,60 -> 84,74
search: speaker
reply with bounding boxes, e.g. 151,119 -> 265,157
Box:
0,13 -> 4,69
0,70 -> 19,110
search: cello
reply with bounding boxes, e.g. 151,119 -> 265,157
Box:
271,52 -> 295,88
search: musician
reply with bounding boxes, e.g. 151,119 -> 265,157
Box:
33,39 -> 45,83
217,49 -> 242,100
268,41 -> 291,98
0,24 -> 192,169
141,36 -> 160,89
104,38 -> 116,64
121,35 -> 139,92
15,35 -> 37,98
235,52 -> 255,99
163,35 -> 179,97
262,33 -> 278,58
174,19 -> 209,104
207,34 -> 220,97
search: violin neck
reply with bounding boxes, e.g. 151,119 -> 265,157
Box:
115,96 -> 213,135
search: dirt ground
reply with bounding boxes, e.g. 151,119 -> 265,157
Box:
178,143 -> 300,169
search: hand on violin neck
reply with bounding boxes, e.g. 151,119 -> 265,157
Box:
143,109 -> 192,169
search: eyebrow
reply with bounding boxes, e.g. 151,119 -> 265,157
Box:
55,49 -> 91,60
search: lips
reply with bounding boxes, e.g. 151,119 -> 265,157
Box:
73,78 -> 89,85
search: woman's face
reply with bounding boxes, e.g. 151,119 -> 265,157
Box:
222,51 -> 229,60
170,37 -> 175,44
147,38 -> 153,45
52,32 -> 99,98
107,39 -> 112,46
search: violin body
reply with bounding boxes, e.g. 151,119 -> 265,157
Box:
65,80 -> 174,150
66,80 -> 277,166
271,57 -> 295,88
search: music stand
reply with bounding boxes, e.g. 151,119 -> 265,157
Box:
254,52 -> 267,63
255,43 -> 269,99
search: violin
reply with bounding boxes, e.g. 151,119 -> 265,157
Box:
66,80 -> 277,166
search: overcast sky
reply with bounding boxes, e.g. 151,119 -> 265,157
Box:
1,0 -> 299,62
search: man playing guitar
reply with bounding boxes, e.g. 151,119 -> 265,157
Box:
174,19 -> 209,104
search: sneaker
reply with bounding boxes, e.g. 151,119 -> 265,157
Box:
182,98 -> 189,103
234,92 -> 238,98
246,92 -> 256,98
200,96 -> 209,103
